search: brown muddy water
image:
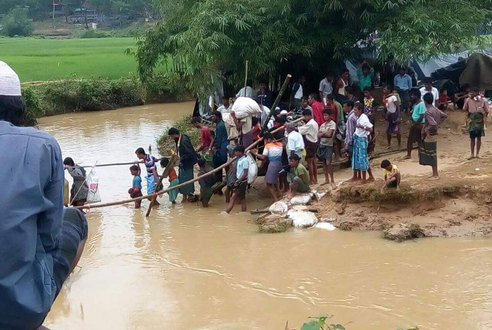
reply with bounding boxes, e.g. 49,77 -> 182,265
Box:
38,103 -> 491,329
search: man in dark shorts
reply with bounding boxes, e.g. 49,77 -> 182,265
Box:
226,145 -> 249,213
0,61 -> 87,329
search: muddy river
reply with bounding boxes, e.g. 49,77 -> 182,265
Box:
39,103 -> 491,329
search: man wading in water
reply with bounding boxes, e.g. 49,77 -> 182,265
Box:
0,61 -> 88,329
168,127 -> 198,203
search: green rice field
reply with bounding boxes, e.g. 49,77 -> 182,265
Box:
0,37 -> 142,82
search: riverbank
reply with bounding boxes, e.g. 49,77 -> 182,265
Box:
23,76 -> 190,125
251,109 -> 492,240
312,110 -> 492,240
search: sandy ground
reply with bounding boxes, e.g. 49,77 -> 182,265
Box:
309,108 -> 492,239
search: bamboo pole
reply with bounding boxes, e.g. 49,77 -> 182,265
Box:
243,60 -> 249,96
80,158 -> 168,169
261,74 -> 292,134
72,117 -> 304,211
146,154 -> 179,217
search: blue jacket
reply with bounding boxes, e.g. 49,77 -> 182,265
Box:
0,120 -> 64,329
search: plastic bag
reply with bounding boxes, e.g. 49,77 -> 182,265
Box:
231,97 -> 262,119
290,194 -> 313,205
288,210 -> 318,228
246,153 -> 258,184
269,201 -> 289,216
86,170 -> 101,203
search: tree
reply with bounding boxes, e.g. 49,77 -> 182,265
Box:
2,7 -> 33,37
135,0 -> 492,99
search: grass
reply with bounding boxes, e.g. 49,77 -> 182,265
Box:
0,37 -> 144,82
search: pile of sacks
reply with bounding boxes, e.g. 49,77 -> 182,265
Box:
256,191 -> 335,233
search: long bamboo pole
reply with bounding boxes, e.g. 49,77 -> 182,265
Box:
73,115 -> 303,211
261,74 -> 292,134
80,158 -> 168,169
243,60 -> 249,96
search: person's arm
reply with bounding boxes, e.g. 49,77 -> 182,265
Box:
393,75 -> 398,88
298,171 -> 308,183
231,112 -> 243,131
39,139 -> 64,259
484,100 -> 490,115
416,113 -> 425,125
326,127 -> 335,138
252,148 -> 268,161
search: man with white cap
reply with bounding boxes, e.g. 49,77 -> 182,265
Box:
0,61 -> 88,329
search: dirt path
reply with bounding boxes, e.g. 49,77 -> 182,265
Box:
311,109 -> 492,240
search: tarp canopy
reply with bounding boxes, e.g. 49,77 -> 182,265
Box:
459,53 -> 492,90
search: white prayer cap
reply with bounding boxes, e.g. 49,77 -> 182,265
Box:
280,110 -> 288,115
0,61 -> 21,96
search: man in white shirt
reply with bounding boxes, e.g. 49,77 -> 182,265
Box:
236,80 -> 257,99
419,77 -> 439,107
319,73 -> 334,100
290,76 -> 305,110
298,109 -> 319,184
217,96 -> 232,114
285,123 -> 305,159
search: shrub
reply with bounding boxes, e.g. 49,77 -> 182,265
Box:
157,115 -> 200,156
80,30 -> 110,39
2,7 -> 32,37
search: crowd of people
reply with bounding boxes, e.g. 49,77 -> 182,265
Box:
128,63 -> 489,213
0,53 -> 490,328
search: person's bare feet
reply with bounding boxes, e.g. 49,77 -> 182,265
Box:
346,177 -> 359,183
476,154 -> 480,159
403,155 -> 411,160
467,155 -> 475,160
361,179 -> 367,184
367,177 -> 375,182
331,182 -> 337,190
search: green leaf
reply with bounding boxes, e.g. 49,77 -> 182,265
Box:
301,320 -> 322,330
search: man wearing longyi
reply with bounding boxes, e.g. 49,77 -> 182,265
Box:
0,61 -> 88,329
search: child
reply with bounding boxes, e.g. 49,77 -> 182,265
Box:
197,158 -> 216,207
438,89 -> 449,111
160,158 -> 179,204
135,147 -> 160,206
317,110 -> 336,188
128,165 -> 143,209
226,145 -> 249,213
381,159 -> 401,192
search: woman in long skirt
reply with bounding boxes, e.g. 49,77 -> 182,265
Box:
351,104 -> 373,183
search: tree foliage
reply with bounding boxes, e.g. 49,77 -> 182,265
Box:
1,7 -> 33,37
136,0 -> 492,98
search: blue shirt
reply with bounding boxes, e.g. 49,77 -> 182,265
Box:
236,155 -> 249,180
394,74 -> 412,91
0,120 -> 64,329
144,154 -> 157,177
133,175 -> 142,190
